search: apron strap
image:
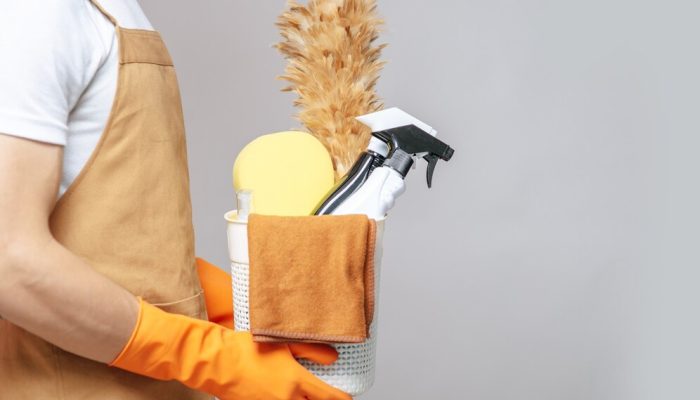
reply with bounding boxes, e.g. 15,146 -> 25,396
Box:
89,0 -> 119,26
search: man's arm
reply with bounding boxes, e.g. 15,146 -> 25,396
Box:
0,135 -> 353,400
0,134 -> 138,363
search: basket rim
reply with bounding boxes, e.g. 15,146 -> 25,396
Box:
224,209 -> 387,223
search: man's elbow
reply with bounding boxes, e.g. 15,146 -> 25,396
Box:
0,234 -> 41,290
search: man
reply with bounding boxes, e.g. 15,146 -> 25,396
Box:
0,1 -> 351,399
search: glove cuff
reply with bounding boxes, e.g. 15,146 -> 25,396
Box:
109,296 -> 146,367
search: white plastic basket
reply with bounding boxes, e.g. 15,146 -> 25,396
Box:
225,210 -> 385,397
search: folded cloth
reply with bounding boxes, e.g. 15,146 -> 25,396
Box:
247,213 -> 377,344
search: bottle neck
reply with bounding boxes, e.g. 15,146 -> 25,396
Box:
383,148 -> 414,178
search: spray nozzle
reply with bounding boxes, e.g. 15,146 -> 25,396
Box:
376,125 -> 454,187
355,107 -> 454,187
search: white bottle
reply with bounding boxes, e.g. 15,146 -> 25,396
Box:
331,166 -> 406,219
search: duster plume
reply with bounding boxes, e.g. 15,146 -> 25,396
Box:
276,0 -> 386,180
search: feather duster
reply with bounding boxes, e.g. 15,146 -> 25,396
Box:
276,0 -> 386,180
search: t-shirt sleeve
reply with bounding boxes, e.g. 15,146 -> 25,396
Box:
0,0 -> 102,145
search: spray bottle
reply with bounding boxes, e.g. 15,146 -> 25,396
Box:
316,108 -> 454,219
312,136 -> 389,215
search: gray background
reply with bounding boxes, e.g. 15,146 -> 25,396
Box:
140,1 -> 700,399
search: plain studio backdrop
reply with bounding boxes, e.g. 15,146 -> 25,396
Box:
139,1 -> 700,399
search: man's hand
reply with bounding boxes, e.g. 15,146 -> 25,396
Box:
196,257 -> 235,329
112,299 -> 352,400
0,133 -> 139,363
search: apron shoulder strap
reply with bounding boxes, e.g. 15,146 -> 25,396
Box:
89,0 -> 119,26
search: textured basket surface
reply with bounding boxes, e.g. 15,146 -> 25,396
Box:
230,243 -> 382,397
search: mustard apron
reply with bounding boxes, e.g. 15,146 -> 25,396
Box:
0,2 -> 211,398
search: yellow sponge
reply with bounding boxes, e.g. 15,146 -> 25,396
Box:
233,131 -> 335,216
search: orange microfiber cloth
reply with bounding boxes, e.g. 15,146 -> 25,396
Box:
247,213 -> 377,343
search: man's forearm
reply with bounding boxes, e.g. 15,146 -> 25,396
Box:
0,234 -> 139,363
0,135 -> 138,364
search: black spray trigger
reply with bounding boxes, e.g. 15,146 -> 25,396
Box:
424,154 -> 439,188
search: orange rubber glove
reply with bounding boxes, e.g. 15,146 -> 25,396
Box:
196,257 -> 234,329
111,298 -> 352,400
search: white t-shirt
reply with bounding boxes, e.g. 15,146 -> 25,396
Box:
0,0 -> 153,197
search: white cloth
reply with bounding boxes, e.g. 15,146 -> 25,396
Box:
0,0 -> 153,197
